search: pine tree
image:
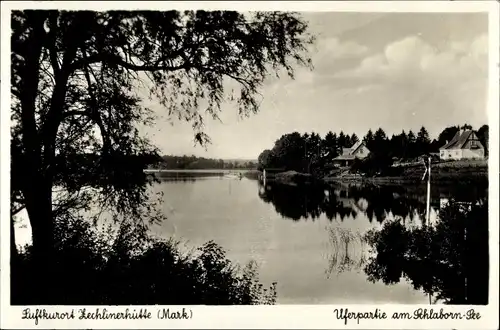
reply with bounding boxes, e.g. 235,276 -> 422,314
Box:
321,132 -> 338,159
417,126 -> 431,155
407,130 -> 417,158
417,126 -> 430,144
351,133 -> 359,146
408,130 -> 416,143
364,129 -> 374,151
373,128 -> 388,154
400,130 -> 409,159
338,131 -> 346,149
345,134 -> 352,148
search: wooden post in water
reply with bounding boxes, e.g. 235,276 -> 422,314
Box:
422,156 -> 431,225
464,211 -> 467,303
424,156 -> 433,305
426,156 -> 431,225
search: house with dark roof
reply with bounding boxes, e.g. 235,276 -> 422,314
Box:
439,129 -> 485,160
333,141 -> 370,167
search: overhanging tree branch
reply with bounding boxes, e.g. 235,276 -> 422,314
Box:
61,110 -> 111,156
71,52 -> 190,73
10,10 -> 314,269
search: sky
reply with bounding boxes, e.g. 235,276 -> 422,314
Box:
138,12 -> 489,160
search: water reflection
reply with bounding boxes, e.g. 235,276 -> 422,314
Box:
257,180 -> 487,224
257,179 -> 488,305
363,199 -> 489,305
325,227 -> 369,277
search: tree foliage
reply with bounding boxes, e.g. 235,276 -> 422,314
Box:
12,216 -> 277,305
11,9 -> 314,264
476,124 -> 489,156
256,122 -> 488,179
257,130 -> 359,174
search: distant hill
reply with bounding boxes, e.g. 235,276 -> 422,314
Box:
224,158 -> 258,165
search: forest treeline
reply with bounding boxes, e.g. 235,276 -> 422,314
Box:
152,155 -> 258,170
257,124 -> 489,176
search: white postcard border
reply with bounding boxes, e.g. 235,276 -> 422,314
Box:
1,1 -> 498,329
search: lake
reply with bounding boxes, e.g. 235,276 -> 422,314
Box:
146,171 -> 488,304
13,170 -> 488,305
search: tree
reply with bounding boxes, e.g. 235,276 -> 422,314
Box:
429,139 -> 441,153
257,149 -> 274,170
372,128 -> 388,154
476,124 -> 489,157
416,126 -> 431,155
437,125 -> 460,147
350,133 -> 359,146
406,130 -> 417,158
352,152 -> 394,177
306,132 -> 323,173
364,129 -> 374,150
388,131 -> 408,159
461,123 -> 473,131
344,134 -> 352,148
11,10 -> 314,280
417,126 -> 430,144
322,131 -> 339,161
407,130 -> 416,144
270,132 -> 306,171
338,131 -> 346,149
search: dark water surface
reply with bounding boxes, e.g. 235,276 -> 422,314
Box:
149,172 -> 488,304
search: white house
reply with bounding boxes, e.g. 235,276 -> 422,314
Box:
333,141 -> 370,167
439,129 -> 485,160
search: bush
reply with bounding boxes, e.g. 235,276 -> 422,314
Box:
350,153 -> 395,177
11,217 -> 277,305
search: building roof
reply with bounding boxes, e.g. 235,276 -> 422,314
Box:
341,148 -> 352,156
334,154 -> 356,161
339,141 -> 364,156
334,141 -> 368,161
440,130 -> 476,150
350,141 -> 363,153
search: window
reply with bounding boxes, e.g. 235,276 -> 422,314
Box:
359,147 -> 364,153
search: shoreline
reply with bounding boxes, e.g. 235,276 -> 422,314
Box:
265,173 -> 489,186
322,175 -> 488,185
264,162 -> 488,186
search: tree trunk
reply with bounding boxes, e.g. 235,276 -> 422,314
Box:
10,216 -> 19,304
17,13 -> 56,303
10,217 -> 18,261
10,217 -> 19,297
23,178 -> 55,303
26,187 -> 54,260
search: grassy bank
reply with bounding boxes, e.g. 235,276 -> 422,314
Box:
325,160 -> 488,184
274,171 -> 316,185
